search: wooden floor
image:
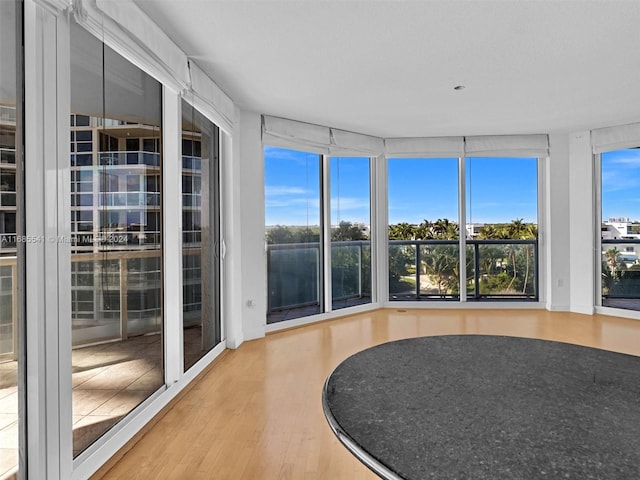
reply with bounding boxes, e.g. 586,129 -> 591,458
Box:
93,308 -> 640,480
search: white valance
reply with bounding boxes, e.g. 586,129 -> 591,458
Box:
330,129 -> 385,156
187,61 -> 235,134
262,115 -> 384,156
262,115 -> 331,154
69,0 -> 234,131
464,134 -> 549,157
591,122 -> 640,153
385,136 -> 464,158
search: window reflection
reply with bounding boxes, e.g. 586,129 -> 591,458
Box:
70,21 -> 164,456
0,1 -> 22,477
181,101 -> 221,371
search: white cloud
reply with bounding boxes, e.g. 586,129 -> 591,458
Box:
265,185 -> 309,196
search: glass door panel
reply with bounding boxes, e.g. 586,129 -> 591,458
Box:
70,20 -> 164,456
265,146 -> 323,323
330,157 -> 371,310
181,100 -> 221,371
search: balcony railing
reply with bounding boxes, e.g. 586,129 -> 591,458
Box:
98,151 -> 160,167
96,191 -> 160,207
0,105 -> 16,124
601,239 -> 640,310
71,247 -> 203,345
266,240 -> 371,317
390,239 -> 538,301
0,148 -> 16,165
266,238 -> 538,316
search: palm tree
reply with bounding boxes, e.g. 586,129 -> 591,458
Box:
433,218 -> 459,239
477,224 -> 499,240
605,247 -> 622,278
521,222 -> 538,293
389,222 -> 416,240
505,219 -> 526,291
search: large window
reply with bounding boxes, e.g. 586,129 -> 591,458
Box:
600,148 -> 640,310
466,157 -> 538,300
265,147 -> 323,323
387,156 -> 538,302
388,158 -> 460,300
70,21 -> 163,456
181,100 -> 221,371
265,147 -> 374,323
0,1 -> 23,477
330,157 -> 371,310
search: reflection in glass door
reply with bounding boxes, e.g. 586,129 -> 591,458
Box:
0,1 -> 23,477
69,21 -> 164,456
181,100 -> 221,371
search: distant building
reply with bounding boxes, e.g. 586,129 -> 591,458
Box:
601,218 -> 640,240
466,223 -> 484,238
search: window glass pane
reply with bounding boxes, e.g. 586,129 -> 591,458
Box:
388,158 -> 459,300
265,146 -> 323,323
70,20 -> 163,456
0,1 -> 23,476
330,157 -> 371,310
466,157 -> 538,300
600,149 -> 640,310
181,100 -> 221,371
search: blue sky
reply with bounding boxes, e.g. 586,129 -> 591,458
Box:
601,148 -> 640,222
265,145 -> 538,226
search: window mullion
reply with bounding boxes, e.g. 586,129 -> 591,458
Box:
163,87 -> 183,383
322,154 -> 331,314
459,156 -> 467,302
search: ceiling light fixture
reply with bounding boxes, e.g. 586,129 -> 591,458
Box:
454,85 -> 465,91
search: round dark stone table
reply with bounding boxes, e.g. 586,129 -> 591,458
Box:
322,335 -> 640,480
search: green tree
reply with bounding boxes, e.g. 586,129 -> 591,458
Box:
389,222 -> 415,240
266,225 -> 294,244
332,221 -> 368,241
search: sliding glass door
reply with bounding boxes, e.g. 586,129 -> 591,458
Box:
70,20 -> 164,456
181,100 -> 221,371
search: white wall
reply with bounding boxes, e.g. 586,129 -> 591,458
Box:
236,109 -> 267,342
545,134 -> 571,310
568,130 -> 595,314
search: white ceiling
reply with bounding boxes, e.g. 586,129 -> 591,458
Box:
135,0 -> 640,138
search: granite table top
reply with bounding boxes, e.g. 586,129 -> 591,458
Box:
322,335 -> 640,480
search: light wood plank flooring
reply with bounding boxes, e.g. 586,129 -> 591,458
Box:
93,308 -> 640,480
